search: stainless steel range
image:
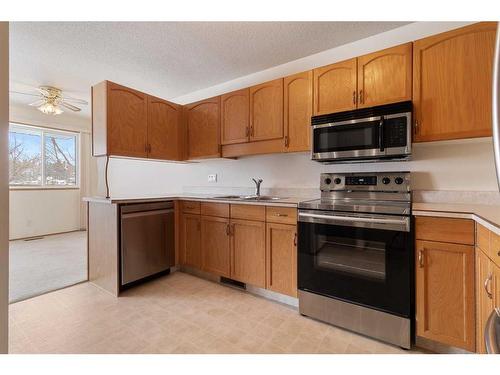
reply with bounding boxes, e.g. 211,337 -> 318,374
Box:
298,172 -> 414,349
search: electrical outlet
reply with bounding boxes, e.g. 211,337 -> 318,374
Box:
208,174 -> 217,183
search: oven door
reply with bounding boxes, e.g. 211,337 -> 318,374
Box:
312,116 -> 383,161
298,210 -> 413,317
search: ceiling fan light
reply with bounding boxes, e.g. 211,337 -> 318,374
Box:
37,102 -> 63,115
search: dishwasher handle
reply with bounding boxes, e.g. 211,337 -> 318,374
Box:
121,208 -> 174,219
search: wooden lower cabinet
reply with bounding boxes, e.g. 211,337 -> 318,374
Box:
201,216 -> 231,277
476,248 -> 494,353
266,223 -> 297,297
230,219 -> 266,287
181,214 -> 202,269
415,240 -> 476,351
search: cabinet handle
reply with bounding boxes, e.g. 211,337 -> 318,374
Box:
284,136 -> 289,147
276,213 -> 288,217
485,272 -> 493,299
226,224 -> 230,236
418,249 -> 424,268
250,126 -> 254,137
294,233 -> 297,247
231,224 -> 235,236
245,126 -> 250,138
414,120 -> 418,135
352,91 -> 357,105
359,90 -> 364,104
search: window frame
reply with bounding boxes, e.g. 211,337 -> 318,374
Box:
8,122 -> 80,190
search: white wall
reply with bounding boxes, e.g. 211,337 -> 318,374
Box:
9,104 -> 93,239
101,21 -> 498,199
105,138 -> 498,197
1,21 -> 10,354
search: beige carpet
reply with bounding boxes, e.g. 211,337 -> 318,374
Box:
9,231 -> 87,303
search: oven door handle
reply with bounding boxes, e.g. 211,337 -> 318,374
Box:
298,212 -> 408,226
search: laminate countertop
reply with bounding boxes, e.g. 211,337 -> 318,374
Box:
413,202 -> 500,236
83,194 -> 316,208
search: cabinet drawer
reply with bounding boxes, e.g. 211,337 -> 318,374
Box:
490,231 -> 500,267
201,202 -> 229,218
266,206 -> 297,225
415,216 -> 474,245
230,204 -> 265,221
476,224 -> 490,253
182,201 -> 201,214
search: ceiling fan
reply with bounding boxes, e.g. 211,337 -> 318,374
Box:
10,86 -> 88,115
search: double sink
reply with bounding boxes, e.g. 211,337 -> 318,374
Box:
211,195 -> 285,202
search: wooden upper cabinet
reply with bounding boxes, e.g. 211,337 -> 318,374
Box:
357,43 -> 412,108
476,248 -> 493,353
284,71 -> 313,152
249,78 -> 284,142
230,219 -> 266,288
313,58 -> 357,115
415,240 -> 475,351
221,89 -> 249,145
105,81 -> 148,158
147,95 -> 182,160
201,215 -> 230,277
185,96 -> 221,159
413,22 -> 497,142
266,223 -> 297,297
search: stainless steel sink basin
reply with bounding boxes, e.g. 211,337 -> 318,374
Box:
211,195 -> 285,201
242,195 -> 284,201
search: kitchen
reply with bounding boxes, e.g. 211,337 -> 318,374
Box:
1,9 -> 500,372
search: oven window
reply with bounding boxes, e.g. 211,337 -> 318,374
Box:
298,221 -> 413,317
315,236 -> 386,281
313,121 -> 379,153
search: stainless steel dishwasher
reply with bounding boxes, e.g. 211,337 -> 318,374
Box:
120,201 -> 175,287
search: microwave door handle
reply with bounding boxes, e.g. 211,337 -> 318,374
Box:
379,116 -> 385,152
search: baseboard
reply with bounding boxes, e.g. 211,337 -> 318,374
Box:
415,336 -> 473,354
9,229 -> 86,241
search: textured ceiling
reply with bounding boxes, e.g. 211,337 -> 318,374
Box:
9,22 -> 410,117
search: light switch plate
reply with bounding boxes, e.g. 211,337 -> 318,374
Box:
208,174 -> 217,183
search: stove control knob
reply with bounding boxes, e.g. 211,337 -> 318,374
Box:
324,177 -> 332,185
334,178 -> 342,185
395,177 -> 404,185
382,177 -> 391,185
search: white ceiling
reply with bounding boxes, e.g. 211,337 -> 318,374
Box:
9,22 -> 410,117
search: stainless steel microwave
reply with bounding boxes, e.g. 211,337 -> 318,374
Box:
311,101 -> 412,163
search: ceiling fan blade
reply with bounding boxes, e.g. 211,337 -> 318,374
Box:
62,96 -> 88,105
60,102 -> 81,112
10,90 -> 43,98
28,99 -> 46,107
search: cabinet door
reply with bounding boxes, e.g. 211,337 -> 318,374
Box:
201,216 -> 230,277
221,89 -> 249,145
185,96 -> 221,159
415,240 -> 475,351
284,71 -> 313,152
266,223 -> 297,297
357,43 -> 412,108
413,22 -> 496,142
181,214 -> 202,269
147,96 -> 182,160
230,219 -> 266,288
476,248 -> 494,353
107,82 -> 148,158
313,58 -> 357,115
249,79 -> 284,142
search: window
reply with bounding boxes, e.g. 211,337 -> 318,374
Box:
9,123 -> 79,187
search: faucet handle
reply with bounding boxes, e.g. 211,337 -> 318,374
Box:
252,178 -> 263,185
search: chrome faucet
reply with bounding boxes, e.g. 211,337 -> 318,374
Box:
252,178 -> 263,197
